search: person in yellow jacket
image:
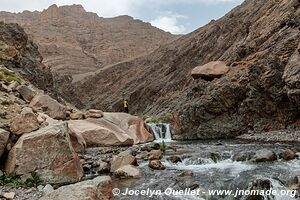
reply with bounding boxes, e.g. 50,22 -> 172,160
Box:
123,99 -> 129,113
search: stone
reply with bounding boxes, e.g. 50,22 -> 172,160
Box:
169,155 -> 182,163
68,119 -> 134,147
148,150 -> 162,160
3,192 -> 15,199
98,160 -> 110,174
135,151 -> 149,160
70,111 -> 85,120
37,112 -> 59,127
279,149 -> 297,161
40,176 -> 113,200
114,165 -> 140,178
0,83 -> 11,93
111,150 -> 137,172
85,109 -> 103,119
0,128 -> 9,157
232,151 -> 254,162
178,171 -> 193,177
17,85 -> 36,102
10,107 -> 40,135
7,81 -> 19,91
149,160 -> 166,170
252,149 -> 277,162
29,94 -> 67,120
191,61 -> 230,80
43,184 -> 54,195
5,122 -> 83,184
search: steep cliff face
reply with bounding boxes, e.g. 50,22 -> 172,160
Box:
0,4 -> 176,80
74,0 -> 300,139
0,22 -> 54,93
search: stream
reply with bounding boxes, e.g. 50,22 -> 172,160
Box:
112,124 -> 300,200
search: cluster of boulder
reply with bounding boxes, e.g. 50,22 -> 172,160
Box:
233,148 -> 299,162
0,71 -> 154,199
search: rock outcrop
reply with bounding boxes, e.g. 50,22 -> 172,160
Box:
5,122 -> 83,184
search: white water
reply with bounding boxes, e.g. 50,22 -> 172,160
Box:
147,123 -> 173,142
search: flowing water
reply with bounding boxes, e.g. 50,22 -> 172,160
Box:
113,138 -> 300,200
147,123 -> 173,142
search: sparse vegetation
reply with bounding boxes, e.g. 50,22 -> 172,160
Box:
145,113 -> 173,124
0,171 -> 42,188
0,67 -> 22,84
160,140 -> 166,153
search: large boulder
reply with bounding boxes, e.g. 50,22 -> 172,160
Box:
16,85 -> 36,103
68,119 -> 134,147
5,122 -> 83,184
40,176 -> 113,200
29,94 -> 67,120
0,128 -> 9,157
10,107 -> 40,135
191,61 -> 230,80
102,112 -> 154,144
252,149 -> 277,162
110,150 -> 137,172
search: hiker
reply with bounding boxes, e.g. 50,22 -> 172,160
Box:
123,99 -> 129,113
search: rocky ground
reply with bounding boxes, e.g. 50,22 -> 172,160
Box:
238,130 -> 300,143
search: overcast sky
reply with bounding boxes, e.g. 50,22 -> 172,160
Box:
0,0 -> 244,34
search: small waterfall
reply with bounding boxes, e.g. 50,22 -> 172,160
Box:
147,123 -> 173,142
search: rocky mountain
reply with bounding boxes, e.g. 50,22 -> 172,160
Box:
0,4 -> 176,80
69,0 -> 300,139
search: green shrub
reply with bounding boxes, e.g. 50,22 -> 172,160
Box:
0,171 -> 42,188
0,68 -> 22,84
145,113 -> 173,124
160,140 -> 166,153
24,171 -> 42,187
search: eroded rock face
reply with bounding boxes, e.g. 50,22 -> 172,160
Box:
191,61 -> 230,80
5,122 -> 83,184
40,176 -> 113,200
283,43 -> 300,108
